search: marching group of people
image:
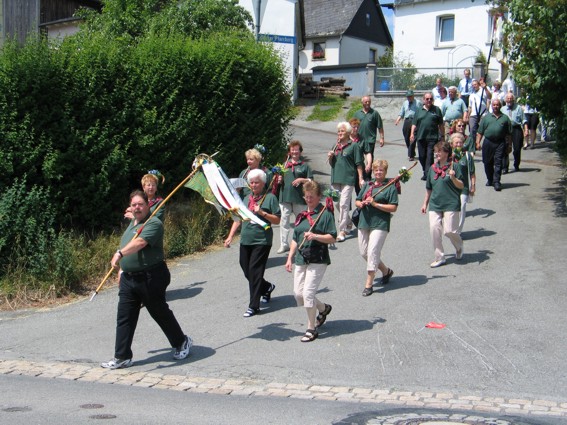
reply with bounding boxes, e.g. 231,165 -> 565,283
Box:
101,73 -> 546,367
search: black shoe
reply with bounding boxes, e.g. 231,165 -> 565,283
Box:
381,268 -> 394,285
485,181 -> 493,187
494,183 -> 502,191
261,283 -> 275,303
243,308 -> 259,317
421,176 -> 426,181
514,166 -> 520,172
502,169 -> 508,174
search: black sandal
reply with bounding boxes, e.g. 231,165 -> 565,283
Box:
300,329 -> 318,342
362,286 -> 373,297
381,268 -> 394,285
316,304 -> 332,328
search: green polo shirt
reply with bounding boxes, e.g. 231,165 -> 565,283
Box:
330,142 -> 364,186
120,215 -> 164,272
240,193 -> 281,246
425,162 -> 466,212
292,204 -> 337,266
412,106 -> 443,141
477,113 -> 511,142
354,108 -> 383,154
355,179 -> 398,231
279,161 -> 313,204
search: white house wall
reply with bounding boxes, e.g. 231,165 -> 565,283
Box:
239,0 -> 299,99
394,0 -> 492,77
340,35 -> 387,64
299,37 -> 340,74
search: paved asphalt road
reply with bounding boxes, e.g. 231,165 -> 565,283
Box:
1,118 -> 566,424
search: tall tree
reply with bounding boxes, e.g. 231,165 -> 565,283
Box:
499,0 -> 567,153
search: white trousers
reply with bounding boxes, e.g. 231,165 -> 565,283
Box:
428,211 -> 463,261
358,228 -> 389,272
331,183 -> 354,233
293,263 -> 327,309
279,202 -> 304,249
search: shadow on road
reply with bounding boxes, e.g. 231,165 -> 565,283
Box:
166,282 -> 205,301
318,317 -> 386,339
374,274 -> 428,292
460,228 -> 496,240
465,208 -> 496,219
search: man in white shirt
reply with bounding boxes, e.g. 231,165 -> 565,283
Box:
466,79 -> 492,150
457,68 -> 473,106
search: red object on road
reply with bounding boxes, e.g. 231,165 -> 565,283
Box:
425,322 -> 446,329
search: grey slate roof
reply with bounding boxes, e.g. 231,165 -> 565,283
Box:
304,0 -> 364,37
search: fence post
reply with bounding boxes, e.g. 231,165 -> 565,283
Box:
366,63 -> 376,95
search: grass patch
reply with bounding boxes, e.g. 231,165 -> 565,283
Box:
345,99 -> 362,121
306,96 -> 345,122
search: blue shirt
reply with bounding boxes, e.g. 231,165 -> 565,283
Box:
501,104 -> 526,128
441,98 -> 467,122
398,99 -> 422,120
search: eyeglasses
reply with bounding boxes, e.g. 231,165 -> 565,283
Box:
456,124 -> 465,128
424,98 -> 433,101
130,203 -> 146,208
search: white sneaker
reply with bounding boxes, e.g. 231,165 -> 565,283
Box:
276,246 -> 289,254
173,335 -> 192,360
100,358 -> 132,369
430,258 -> 446,268
336,232 -> 346,242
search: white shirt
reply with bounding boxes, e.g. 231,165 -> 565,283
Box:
468,89 -> 489,117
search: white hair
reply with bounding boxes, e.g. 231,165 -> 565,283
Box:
337,121 -> 352,134
247,168 -> 266,184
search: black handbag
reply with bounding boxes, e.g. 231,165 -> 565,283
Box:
351,207 -> 361,227
299,243 -> 327,264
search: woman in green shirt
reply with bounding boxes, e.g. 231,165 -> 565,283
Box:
225,169 -> 281,317
355,160 -> 398,296
420,141 -> 465,268
285,180 -> 337,342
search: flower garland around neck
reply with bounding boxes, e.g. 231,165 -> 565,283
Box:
247,193 -> 263,211
285,159 -> 304,172
149,197 -> 163,208
432,159 -> 452,180
334,140 -> 351,156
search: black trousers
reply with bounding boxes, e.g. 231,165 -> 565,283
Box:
239,244 -> 272,310
402,118 -> 415,158
510,126 -> 524,169
417,138 -> 436,178
115,262 -> 185,360
482,138 -> 506,185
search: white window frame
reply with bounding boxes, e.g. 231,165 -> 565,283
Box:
312,41 -> 326,60
437,15 -> 455,46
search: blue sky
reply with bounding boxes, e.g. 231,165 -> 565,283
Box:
379,1 -> 395,37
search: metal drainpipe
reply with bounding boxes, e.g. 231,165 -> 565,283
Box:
255,0 -> 262,40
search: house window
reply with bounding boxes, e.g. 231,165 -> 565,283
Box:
366,13 -> 371,27
313,42 -> 325,60
438,15 -> 455,44
369,48 -> 376,63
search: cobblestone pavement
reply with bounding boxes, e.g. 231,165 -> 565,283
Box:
2,359 -> 566,422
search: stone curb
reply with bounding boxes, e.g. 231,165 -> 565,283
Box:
2,359 -> 566,419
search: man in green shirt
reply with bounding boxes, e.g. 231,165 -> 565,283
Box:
476,98 -> 512,191
411,93 -> 445,180
101,191 -> 191,369
354,96 -> 385,178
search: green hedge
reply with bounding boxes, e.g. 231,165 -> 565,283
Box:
0,32 -> 291,231
0,25 -> 292,290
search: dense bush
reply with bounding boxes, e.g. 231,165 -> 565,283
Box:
0,0 -> 293,301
